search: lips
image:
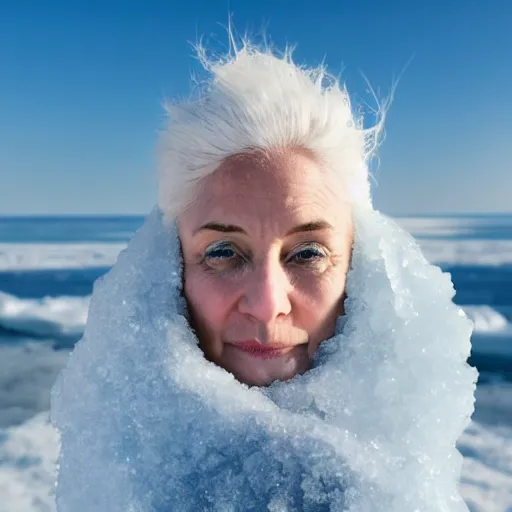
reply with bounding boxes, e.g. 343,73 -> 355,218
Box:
233,340 -> 294,359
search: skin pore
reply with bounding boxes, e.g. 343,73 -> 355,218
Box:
177,149 -> 353,386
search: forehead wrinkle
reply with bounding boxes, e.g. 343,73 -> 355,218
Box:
210,171 -> 336,212
211,149 -> 322,195
182,150 -> 351,239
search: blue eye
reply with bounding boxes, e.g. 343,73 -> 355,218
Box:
291,244 -> 326,263
204,242 -> 237,261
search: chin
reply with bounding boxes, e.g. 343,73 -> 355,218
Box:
233,368 -> 300,387
199,338 -> 312,387
227,350 -> 311,387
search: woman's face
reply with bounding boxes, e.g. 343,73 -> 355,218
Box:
177,150 -> 353,386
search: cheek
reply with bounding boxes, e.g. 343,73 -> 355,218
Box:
183,266 -> 238,350
185,270 -> 219,328
293,269 -> 347,348
294,267 -> 346,314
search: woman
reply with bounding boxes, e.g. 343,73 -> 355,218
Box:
52,41 -> 477,511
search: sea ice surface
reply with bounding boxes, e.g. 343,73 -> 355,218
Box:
0,292 -> 88,339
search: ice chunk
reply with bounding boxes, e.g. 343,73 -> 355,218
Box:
0,291 -> 89,339
0,243 -> 124,271
463,306 -> 508,332
51,207 -> 477,511
0,412 -> 59,512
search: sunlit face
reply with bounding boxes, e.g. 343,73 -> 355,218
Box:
177,150 -> 353,386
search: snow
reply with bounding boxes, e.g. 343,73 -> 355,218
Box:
0,243 -> 124,271
458,383 -> 512,512
51,208 -> 478,511
2,396 -> 511,512
0,412 -> 59,512
0,292 -> 89,339
395,216 -> 512,266
416,239 -> 512,267
0,213 -> 508,511
463,306 -> 509,333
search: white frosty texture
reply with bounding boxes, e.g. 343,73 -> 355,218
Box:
0,243 -> 124,271
394,216 -> 512,267
0,292 -> 89,339
0,412 -> 59,512
413,239 -> 512,267
51,207 -> 477,512
462,306 -> 509,333
0,343 -> 69,428
3,407 -> 512,512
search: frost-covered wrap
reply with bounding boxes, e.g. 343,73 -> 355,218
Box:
51,207 -> 477,512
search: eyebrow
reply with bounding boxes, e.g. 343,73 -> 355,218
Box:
194,220 -> 333,236
194,222 -> 246,235
286,220 -> 333,235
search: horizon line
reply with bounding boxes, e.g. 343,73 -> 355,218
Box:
1,211 -> 512,219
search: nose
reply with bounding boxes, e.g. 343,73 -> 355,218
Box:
237,256 -> 292,326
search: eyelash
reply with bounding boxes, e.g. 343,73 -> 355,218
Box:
202,241 -> 327,268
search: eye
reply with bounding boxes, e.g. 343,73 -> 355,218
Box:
204,241 -> 237,261
289,243 -> 327,264
202,241 -> 248,272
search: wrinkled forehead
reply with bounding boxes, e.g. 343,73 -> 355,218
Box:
211,149 -> 334,194
178,149 -> 353,234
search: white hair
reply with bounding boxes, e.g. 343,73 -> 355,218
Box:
157,40 -> 385,222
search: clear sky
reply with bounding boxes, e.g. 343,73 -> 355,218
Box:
0,0 -> 510,216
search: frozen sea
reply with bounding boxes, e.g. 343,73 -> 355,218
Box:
0,214 -> 511,512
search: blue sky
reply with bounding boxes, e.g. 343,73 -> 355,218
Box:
0,0 -> 510,215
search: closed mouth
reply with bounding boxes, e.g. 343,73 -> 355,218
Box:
232,340 -> 296,359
